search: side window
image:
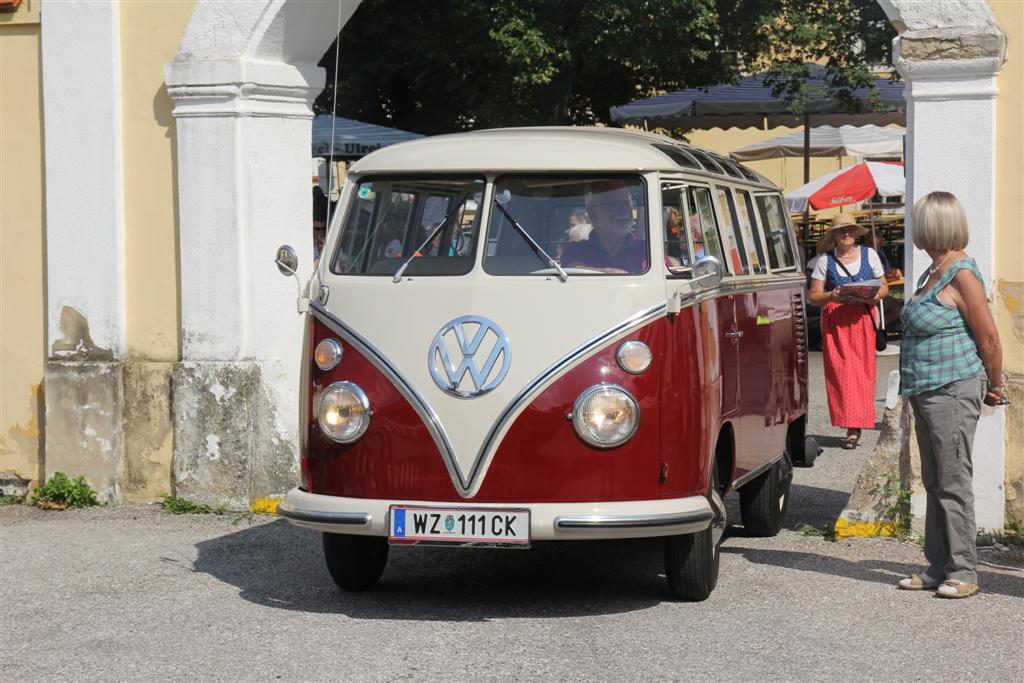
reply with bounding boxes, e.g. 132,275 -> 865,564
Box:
755,194 -> 797,270
714,187 -> 748,275
735,189 -> 768,274
661,186 -> 692,271
687,186 -> 725,266
332,177 -> 483,276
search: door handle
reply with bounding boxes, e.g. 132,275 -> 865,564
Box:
726,330 -> 744,339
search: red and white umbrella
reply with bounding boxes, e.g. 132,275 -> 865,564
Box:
785,161 -> 904,213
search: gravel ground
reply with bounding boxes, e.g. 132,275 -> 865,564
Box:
2,350 -> 1022,682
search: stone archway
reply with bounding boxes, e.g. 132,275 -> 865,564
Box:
165,0 -> 1007,517
163,0 -> 356,507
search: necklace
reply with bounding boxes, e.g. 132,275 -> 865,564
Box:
928,252 -> 953,276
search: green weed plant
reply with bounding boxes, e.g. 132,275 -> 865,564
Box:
31,472 -> 100,510
160,494 -> 225,515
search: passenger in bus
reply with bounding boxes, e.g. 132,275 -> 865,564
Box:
689,213 -> 707,261
567,209 -> 593,242
560,180 -> 647,274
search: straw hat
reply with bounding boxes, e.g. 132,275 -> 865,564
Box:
827,214 -> 868,237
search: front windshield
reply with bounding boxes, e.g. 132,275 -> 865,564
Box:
330,177 -> 484,276
484,176 -> 649,275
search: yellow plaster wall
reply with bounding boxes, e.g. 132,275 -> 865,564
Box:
990,0 -> 1024,522
120,0 -> 195,361
0,5 -> 45,486
990,0 -> 1024,377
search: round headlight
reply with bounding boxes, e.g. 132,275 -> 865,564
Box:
314,338 -> 343,371
316,381 -> 371,443
616,340 -> 652,374
572,385 -> 639,448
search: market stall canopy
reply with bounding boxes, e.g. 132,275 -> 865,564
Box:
312,115 -> 425,159
608,67 -> 904,130
730,125 -> 904,161
786,161 -> 904,212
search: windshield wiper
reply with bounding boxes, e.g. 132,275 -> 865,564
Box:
392,192 -> 470,283
491,197 -> 568,282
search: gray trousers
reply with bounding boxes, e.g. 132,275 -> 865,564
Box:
909,375 -> 984,584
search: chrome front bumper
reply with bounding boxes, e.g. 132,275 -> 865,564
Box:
278,488 -> 713,540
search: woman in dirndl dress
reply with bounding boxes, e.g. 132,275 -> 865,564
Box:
808,215 -> 889,449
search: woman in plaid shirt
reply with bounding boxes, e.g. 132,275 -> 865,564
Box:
897,191 -> 1006,599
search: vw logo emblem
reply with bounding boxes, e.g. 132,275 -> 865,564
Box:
428,315 -> 511,398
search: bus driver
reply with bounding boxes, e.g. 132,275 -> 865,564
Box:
560,180 -> 648,274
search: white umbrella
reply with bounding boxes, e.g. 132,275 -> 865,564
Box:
730,125 -> 904,162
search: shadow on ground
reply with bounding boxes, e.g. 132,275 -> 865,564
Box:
785,483 -> 849,532
192,519 -> 675,619
720,547 -> 1024,599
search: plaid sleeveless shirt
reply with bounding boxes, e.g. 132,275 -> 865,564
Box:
899,258 -> 985,396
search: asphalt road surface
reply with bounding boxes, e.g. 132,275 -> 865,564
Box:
2,351 -> 1022,681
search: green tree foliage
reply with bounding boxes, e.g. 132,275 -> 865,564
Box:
316,0 -> 894,133
757,0 -> 895,114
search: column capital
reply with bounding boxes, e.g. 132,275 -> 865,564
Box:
164,58 -> 324,120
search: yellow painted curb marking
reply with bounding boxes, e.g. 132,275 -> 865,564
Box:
833,518 -> 897,538
249,497 -> 281,515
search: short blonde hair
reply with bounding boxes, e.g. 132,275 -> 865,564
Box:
911,191 -> 969,251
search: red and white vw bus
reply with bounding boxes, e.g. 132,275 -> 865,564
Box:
276,127 -> 814,600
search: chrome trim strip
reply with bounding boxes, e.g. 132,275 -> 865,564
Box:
555,509 -> 713,529
277,505 -> 371,527
728,451 -> 785,492
718,274 -> 805,294
468,302 -> 668,492
309,303 -> 469,494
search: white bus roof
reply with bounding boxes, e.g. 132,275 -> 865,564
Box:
348,126 -> 778,190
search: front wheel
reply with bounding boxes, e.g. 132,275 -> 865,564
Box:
739,456 -> 792,537
322,533 -> 389,591
664,471 -> 726,601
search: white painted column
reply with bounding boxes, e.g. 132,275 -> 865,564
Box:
39,0 -> 129,502
895,46 -> 1007,531
164,59 -> 324,506
40,0 -> 125,359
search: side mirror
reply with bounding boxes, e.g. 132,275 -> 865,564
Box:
275,244 -> 299,277
692,255 -> 723,289
274,244 -> 309,314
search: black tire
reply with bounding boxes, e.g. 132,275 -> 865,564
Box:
739,456 -> 792,537
664,469 -> 725,601
322,533 -> 389,591
797,436 -> 820,468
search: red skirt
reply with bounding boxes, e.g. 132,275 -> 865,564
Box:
821,301 -> 877,429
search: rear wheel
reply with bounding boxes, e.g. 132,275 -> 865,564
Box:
664,468 -> 726,601
739,456 -> 792,537
322,533 -> 389,591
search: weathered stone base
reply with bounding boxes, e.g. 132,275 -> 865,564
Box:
835,371 -> 905,537
1004,378 -> 1023,524
171,360 -> 298,510
44,361 -> 126,504
123,362 -> 174,503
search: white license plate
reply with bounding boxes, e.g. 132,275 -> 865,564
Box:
388,506 -> 530,547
